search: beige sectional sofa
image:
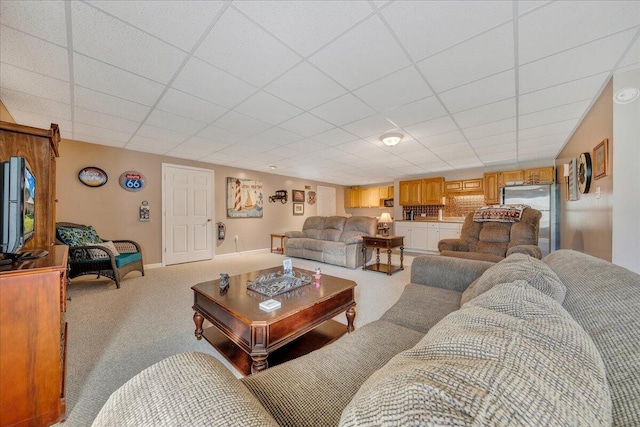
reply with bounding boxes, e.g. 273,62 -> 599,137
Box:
92,250 -> 640,426
283,216 -> 378,268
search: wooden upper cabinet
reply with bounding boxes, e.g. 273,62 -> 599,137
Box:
484,172 -> 499,204
379,185 -> 393,199
345,188 -> 360,208
422,177 -> 444,205
498,169 -> 525,187
444,181 -> 463,192
368,187 -> 380,207
444,178 -> 483,194
525,166 -> 555,184
399,180 -> 422,205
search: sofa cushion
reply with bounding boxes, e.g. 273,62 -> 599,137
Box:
242,320 -> 423,427
92,352 -> 279,427
340,216 -> 376,243
115,252 -> 142,268
380,283 -> 460,333
460,253 -> 566,305
321,216 -> 346,241
340,281 -> 611,427
478,222 -> 511,242
301,216 -> 325,239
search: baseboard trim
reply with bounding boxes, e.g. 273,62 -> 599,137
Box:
144,263 -> 163,269
215,248 -> 271,259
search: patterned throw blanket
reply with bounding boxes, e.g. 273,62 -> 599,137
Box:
473,204 -> 530,223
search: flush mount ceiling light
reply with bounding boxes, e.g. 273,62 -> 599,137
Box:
614,87 -> 639,104
380,132 -> 403,146
269,165 -> 277,170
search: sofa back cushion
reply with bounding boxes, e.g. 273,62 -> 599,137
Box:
321,216 -> 347,241
340,281 -> 611,427
340,216 -> 377,243
460,253 -> 566,305
301,216 -> 326,239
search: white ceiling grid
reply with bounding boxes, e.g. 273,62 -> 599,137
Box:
0,0 -> 638,185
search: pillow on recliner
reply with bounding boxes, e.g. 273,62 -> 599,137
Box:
460,253 -> 566,305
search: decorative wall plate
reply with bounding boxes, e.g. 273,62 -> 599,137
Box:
119,170 -> 146,192
577,152 -> 592,194
78,166 -> 108,187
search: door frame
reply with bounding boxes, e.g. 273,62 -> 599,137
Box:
161,163 -> 215,266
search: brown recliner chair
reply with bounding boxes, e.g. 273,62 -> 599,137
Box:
438,207 -> 542,263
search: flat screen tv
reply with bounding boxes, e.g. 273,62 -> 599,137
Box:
0,156 -> 47,262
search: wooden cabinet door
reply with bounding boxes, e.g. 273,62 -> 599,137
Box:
422,177 -> 443,204
484,172 -> 499,204
345,189 -> 360,208
498,170 -> 525,187
525,167 -> 555,184
408,180 -> 422,205
368,187 -> 380,207
445,180 -> 463,192
378,186 -> 389,199
462,178 -> 483,191
399,181 -> 410,206
359,188 -> 370,207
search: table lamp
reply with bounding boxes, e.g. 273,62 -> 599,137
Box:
379,212 -> 393,236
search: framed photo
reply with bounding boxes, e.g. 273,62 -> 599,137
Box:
292,189 -> 305,202
293,203 -> 304,215
593,139 -> 608,180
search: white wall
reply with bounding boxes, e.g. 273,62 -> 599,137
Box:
612,68 -> 640,273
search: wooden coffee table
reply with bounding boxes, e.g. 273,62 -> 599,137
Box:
192,267 -> 356,375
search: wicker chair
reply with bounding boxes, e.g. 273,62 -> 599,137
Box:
55,222 -> 144,288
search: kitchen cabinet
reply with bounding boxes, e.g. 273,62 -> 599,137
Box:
396,221 -> 462,252
368,187 -> 380,207
498,170 -> 525,187
346,186 -> 393,208
426,223 -> 440,252
344,188 -> 360,208
439,222 -> 461,240
444,178 -> 484,194
524,166 -> 554,184
399,180 -> 422,205
395,222 -> 428,251
378,186 -> 393,200
421,177 -> 444,205
484,172 -> 500,204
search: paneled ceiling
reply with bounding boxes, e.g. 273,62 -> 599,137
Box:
1,1 -> 638,185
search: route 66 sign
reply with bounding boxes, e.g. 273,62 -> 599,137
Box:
119,170 -> 146,192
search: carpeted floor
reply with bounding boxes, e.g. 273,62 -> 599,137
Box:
56,251 -> 416,426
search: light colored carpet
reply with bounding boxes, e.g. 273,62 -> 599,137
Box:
57,251 -> 416,426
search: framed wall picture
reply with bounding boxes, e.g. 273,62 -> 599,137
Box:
226,177 -> 264,218
293,203 -> 304,215
292,189 -> 305,202
593,139 -> 608,180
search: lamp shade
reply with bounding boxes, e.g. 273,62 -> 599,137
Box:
379,212 -> 393,223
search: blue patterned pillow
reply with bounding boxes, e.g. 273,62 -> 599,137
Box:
57,226 -> 102,259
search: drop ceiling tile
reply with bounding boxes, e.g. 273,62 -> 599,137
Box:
404,116 -> 458,139
74,107 -> 140,134
74,133 -> 125,148
230,139 -> 279,153
418,130 -> 467,148
265,62 -> 346,110
172,57 -> 256,108
156,89 -> 227,124
474,142 -> 517,156
453,98 -> 516,129
309,15 -> 411,90
197,125 -> 243,144
0,1 -> 67,46
479,151 -> 517,164
439,70 -> 515,113
312,128 -> 359,146
519,30 -> 637,94
7,108 -> 72,133
87,1 -> 223,51
379,138 -> 425,155
213,111 -> 271,137
617,33 -> 640,69
518,1 -> 551,16
336,139 -> 379,155
519,119 -> 578,141
234,91 -> 302,125
194,7 -> 300,87
287,139 -> 325,154
250,127 -> 303,146
234,1 -> 372,57
342,115 -> 397,138
382,1 -> 512,61
519,0 -> 640,64
0,88 -> 71,120
519,133 -> 569,148
430,141 -> 474,156
127,135 -> 176,152
518,72 -> 608,114
279,113 -> 334,137
74,54 -> 165,106
75,122 -> 132,142
353,66 -> 432,112
462,118 -> 516,140
469,132 -> 517,149
166,149 -> 213,161
383,96 -> 447,127
137,123 -> 189,144
1,26 -> 69,81
0,62 -> 71,104
180,136 -> 228,153
145,109 -> 205,134
310,94 -> 375,126
418,23 -> 514,93
448,158 -> 484,169
519,100 -> 591,130
74,86 -> 151,122
201,151 -> 241,165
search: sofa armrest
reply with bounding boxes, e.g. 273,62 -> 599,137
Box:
437,238 -> 469,252
410,255 -> 495,293
343,236 -> 364,245
284,231 -> 304,238
92,352 -> 279,427
507,244 -> 542,259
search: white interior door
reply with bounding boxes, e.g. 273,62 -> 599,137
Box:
317,186 -> 336,216
163,164 -> 214,266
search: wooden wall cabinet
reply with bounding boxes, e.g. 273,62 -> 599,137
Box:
524,166 -> 555,184
0,245 -> 69,427
0,122 -> 60,249
344,188 -> 360,208
399,180 -> 422,206
346,186 -> 393,208
484,172 -> 500,204
421,177 -> 444,205
444,178 -> 484,194
498,169 -> 525,187
378,186 -> 393,200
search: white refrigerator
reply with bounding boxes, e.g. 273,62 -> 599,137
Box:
501,184 -> 558,257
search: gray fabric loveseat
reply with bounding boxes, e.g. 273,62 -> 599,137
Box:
283,216 -> 377,268
93,250 -> 640,426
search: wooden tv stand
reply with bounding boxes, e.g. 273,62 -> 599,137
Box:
0,245 -> 69,426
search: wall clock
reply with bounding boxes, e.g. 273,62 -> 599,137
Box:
577,152 -> 592,194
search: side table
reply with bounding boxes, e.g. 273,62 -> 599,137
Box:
361,235 -> 404,276
270,233 -> 285,254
